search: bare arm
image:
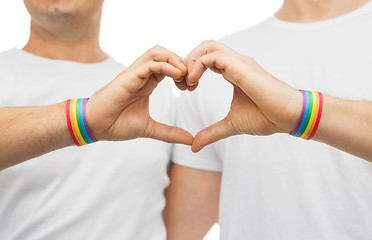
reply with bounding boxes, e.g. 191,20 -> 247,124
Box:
181,40 -> 372,162
0,46 -> 193,170
0,103 -> 72,170
164,164 -> 221,240
314,96 -> 372,161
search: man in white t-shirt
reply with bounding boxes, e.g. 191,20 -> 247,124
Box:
164,0 -> 372,239
0,0 -> 192,239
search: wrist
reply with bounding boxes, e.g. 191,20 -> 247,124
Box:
290,90 -> 324,139
286,89 -> 304,133
51,102 -> 75,147
264,86 -> 303,134
66,98 -> 98,146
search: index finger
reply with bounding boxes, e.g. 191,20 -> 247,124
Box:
183,40 -> 220,74
132,45 -> 187,74
183,40 -> 230,88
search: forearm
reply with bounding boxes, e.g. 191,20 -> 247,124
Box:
164,164 -> 221,240
313,95 -> 372,161
0,102 -> 73,170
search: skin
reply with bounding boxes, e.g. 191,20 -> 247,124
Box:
163,165 -> 221,240
185,41 -> 372,161
164,1 -> 372,239
23,0 -> 107,62
276,0 -> 371,22
0,46 -> 192,170
0,1 -> 193,169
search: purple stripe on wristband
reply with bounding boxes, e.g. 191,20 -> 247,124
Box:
290,90 -> 306,135
83,98 -> 97,142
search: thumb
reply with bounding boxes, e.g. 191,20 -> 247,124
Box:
192,115 -> 237,153
145,118 -> 194,145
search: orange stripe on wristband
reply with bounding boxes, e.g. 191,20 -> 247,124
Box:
70,99 -> 85,145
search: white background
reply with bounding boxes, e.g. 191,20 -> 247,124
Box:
0,0 -> 283,239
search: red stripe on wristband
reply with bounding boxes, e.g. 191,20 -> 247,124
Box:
66,99 -> 81,146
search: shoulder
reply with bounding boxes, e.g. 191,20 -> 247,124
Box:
0,48 -> 20,79
0,48 -> 18,68
0,49 -> 21,105
0,48 -> 17,58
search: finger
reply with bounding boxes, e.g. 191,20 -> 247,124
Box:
137,77 -> 159,97
136,61 -> 183,83
145,119 -> 194,145
183,40 -> 220,75
174,76 -> 185,83
174,80 -> 188,91
184,40 -> 230,72
210,66 -> 223,74
174,77 -> 198,91
124,62 -> 182,92
153,73 -> 166,83
232,86 -> 239,102
186,81 -> 198,92
175,75 -> 199,91
132,45 -> 187,74
191,116 -> 237,153
187,51 -> 227,86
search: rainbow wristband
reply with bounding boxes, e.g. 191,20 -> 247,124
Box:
66,98 -> 97,146
290,90 -> 323,140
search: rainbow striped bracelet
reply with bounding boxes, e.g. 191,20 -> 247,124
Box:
66,98 -> 97,146
290,90 -> 323,140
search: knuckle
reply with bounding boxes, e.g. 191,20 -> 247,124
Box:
153,62 -> 164,71
244,56 -> 255,64
152,45 -> 164,51
207,40 -> 219,49
202,40 -> 215,45
146,61 -> 155,71
147,45 -> 163,56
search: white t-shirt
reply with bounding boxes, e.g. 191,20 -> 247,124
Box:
173,2 -> 372,240
0,49 -> 176,240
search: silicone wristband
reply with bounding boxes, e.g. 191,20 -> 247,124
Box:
82,98 -> 97,142
66,98 -> 97,146
290,90 -> 323,140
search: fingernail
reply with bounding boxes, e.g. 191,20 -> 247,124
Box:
187,81 -> 197,86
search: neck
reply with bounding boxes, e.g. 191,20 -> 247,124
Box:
23,10 -> 107,63
276,0 -> 370,22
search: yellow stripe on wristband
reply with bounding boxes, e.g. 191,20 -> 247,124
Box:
304,92 -> 320,139
71,99 -> 86,145
69,100 -> 83,146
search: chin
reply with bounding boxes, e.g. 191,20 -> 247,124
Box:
25,0 -> 83,19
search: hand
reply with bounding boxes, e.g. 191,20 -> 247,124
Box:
86,45 -> 193,145
182,41 -> 302,152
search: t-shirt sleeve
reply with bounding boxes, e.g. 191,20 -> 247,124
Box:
171,81 -> 227,172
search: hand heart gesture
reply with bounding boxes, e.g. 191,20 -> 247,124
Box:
180,41 -> 302,152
